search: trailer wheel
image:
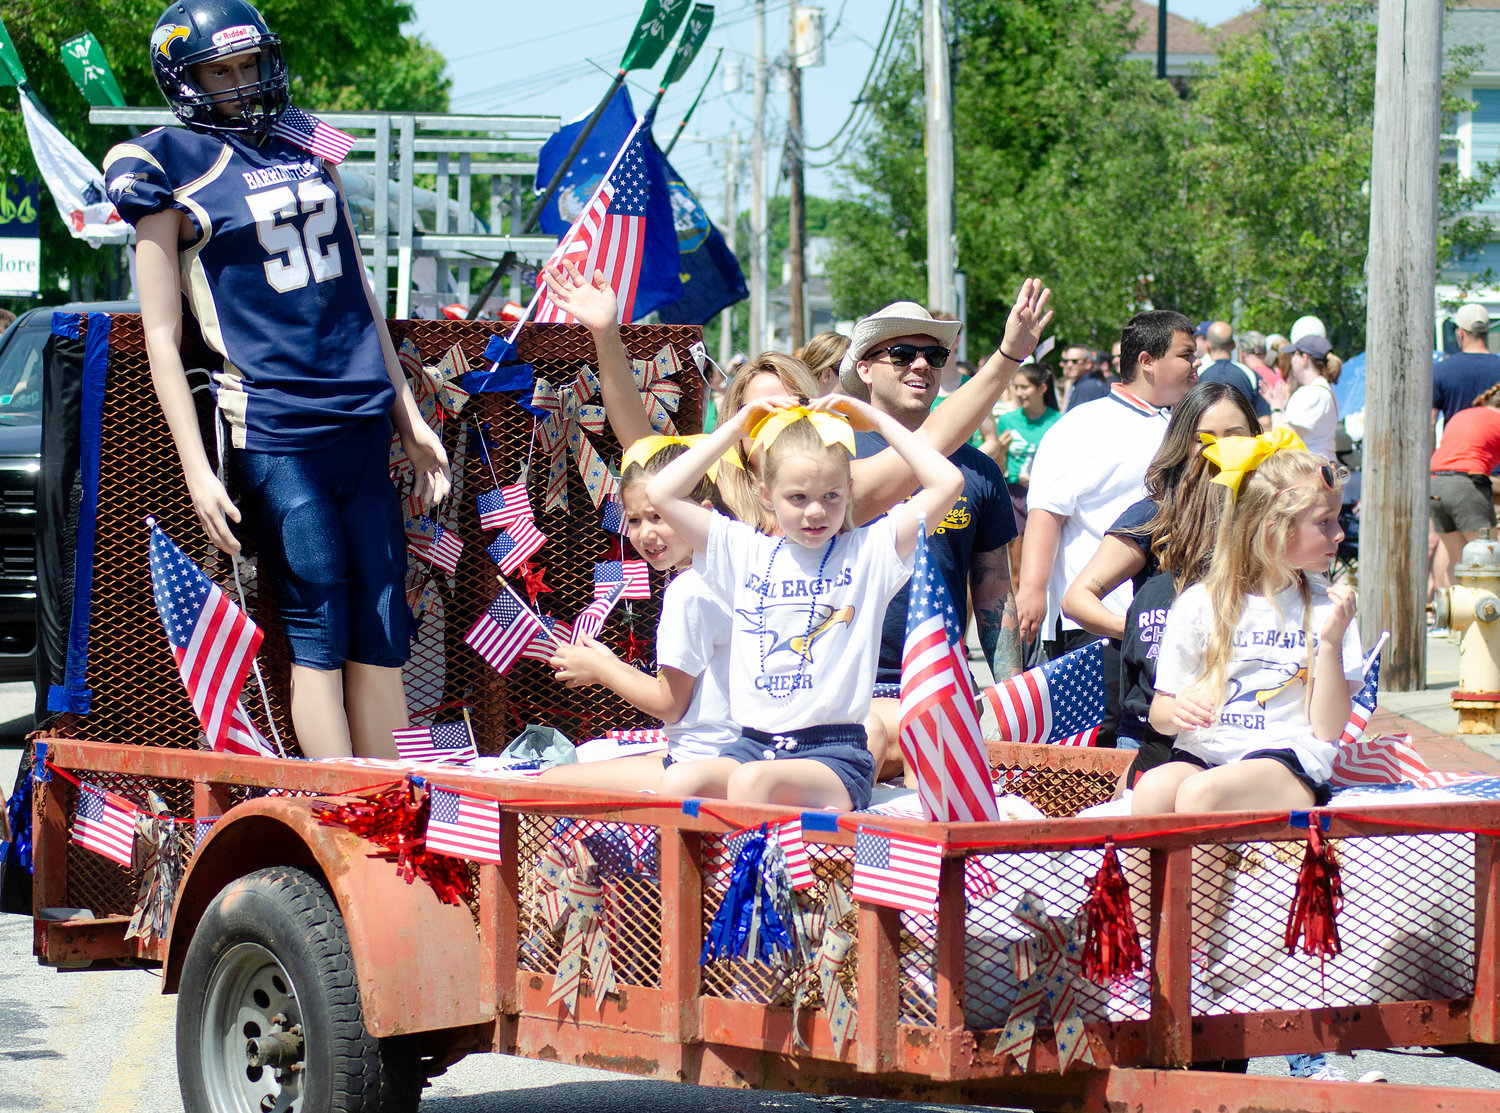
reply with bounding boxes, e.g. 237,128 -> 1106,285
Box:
176,866 -> 421,1113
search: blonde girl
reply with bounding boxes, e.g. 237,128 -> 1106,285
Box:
539,440 -> 734,792
647,397 -> 963,811
1134,439 -> 1363,815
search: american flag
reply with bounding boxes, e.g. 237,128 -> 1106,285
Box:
519,615 -> 569,663
490,483 -> 534,531
392,721 -> 478,764
1331,734 -> 1430,786
595,560 -> 651,600
477,488 -> 509,532
702,822 -> 810,886
193,815 -> 219,848
605,727 -> 669,746
600,499 -> 627,535
269,105 -> 356,163
149,523 -> 276,758
412,518 -> 463,575
898,527 -> 998,822
486,520 -> 546,575
534,121 -> 652,323
424,784 -> 503,864
852,828 -> 943,914
777,818 -> 816,890
466,584 -> 549,675
982,640 -> 1105,747
73,783 -> 137,869
573,581 -> 625,643
1339,648 -> 1380,746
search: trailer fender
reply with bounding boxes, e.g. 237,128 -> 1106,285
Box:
163,797 -> 490,1038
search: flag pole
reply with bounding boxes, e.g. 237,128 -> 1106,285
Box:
662,48 -> 722,157
461,705 -> 476,751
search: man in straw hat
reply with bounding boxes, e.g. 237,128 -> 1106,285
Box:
841,288 -> 1050,777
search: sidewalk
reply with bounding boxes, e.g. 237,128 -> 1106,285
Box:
1371,629 -> 1500,775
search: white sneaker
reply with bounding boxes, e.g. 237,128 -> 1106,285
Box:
1356,1069 -> 1388,1083
1307,1061 -> 1349,1082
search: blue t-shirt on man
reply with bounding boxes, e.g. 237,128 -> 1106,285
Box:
853,433 -> 1018,686
1434,351 -> 1500,424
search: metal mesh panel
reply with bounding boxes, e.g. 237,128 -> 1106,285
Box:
1190,834 -> 1476,1016
987,743 -> 1128,818
74,316 -> 700,754
515,813 -> 663,991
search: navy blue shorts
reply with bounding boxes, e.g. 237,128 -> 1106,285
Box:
720,724 -> 876,810
229,417 -> 407,671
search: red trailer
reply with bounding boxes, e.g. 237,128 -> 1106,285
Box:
16,314 -> 1500,1112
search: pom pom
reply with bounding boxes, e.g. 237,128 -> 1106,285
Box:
1284,823 -> 1342,962
315,777 -> 472,906
1080,839 -> 1143,985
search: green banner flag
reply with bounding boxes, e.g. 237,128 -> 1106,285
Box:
660,3 -> 713,88
60,32 -> 126,107
0,17 -> 28,86
619,0 -> 692,73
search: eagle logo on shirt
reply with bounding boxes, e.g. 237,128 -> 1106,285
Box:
739,603 -> 855,663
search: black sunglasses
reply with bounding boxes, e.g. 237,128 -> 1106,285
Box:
868,343 -> 950,369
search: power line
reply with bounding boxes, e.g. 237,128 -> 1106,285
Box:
804,0 -> 904,152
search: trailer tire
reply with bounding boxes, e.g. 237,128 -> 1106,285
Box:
176,866 -> 421,1113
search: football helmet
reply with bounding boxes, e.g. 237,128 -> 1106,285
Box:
150,0 -> 289,136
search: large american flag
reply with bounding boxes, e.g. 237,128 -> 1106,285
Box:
466,584 -> 549,675
424,784 -> 503,864
534,121 -> 652,324
573,581 -> 625,643
898,527 -> 998,822
486,521 -> 545,575
392,721 -> 478,764
852,828 -> 943,914
1331,733 -> 1430,786
73,782 -> 137,868
594,559 -> 651,600
982,640 -> 1105,746
149,523 -> 276,758
269,105 -> 356,163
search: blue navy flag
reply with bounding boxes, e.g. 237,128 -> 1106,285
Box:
533,87 -> 680,320
644,109 -> 747,325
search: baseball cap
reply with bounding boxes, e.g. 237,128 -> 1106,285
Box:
1456,303 -> 1491,334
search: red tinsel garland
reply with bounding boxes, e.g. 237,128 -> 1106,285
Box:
1283,823 -> 1342,960
1080,838 -> 1143,984
314,777 -> 472,906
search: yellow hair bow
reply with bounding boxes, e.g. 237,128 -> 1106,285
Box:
1201,427 -> 1307,499
749,406 -> 856,457
620,433 -> 738,483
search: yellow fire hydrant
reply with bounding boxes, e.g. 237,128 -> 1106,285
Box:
1434,531 -> 1500,733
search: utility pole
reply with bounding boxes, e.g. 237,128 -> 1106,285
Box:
1363,0 -> 1441,690
787,2 -> 806,351
720,128 -> 740,371
924,0 -> 955,314
750,0 -> 768,355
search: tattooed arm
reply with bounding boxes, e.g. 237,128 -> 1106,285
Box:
972,547 -> 1021,680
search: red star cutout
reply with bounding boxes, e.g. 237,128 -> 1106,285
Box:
617,629 -> 650,670
517,560 -> 552,606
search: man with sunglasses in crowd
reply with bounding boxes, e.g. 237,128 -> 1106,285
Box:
1061,344 -> 1109,410
839,301 -> 1021,776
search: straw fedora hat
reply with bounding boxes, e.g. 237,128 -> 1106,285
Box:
837,302 -> 962,400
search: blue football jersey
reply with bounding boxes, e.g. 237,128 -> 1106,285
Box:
104,127 -> 394,452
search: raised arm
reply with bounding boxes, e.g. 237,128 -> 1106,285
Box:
645,403 -> 768,552
1309,584 -> 1359,740
539,260 -> 655,448
137,209 -> 243,554
851,278 -> 1052,525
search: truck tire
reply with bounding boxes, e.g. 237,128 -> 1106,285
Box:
176,866 -> 421,1113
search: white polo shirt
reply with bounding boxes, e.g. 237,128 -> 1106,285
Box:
1026,384 -> 1171,635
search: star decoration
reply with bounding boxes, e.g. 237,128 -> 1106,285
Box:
518,560 -> 552,606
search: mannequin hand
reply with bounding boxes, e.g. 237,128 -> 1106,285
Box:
401,421 -> 452,510
185,467 -> 243,556
999,278 -> 1055,362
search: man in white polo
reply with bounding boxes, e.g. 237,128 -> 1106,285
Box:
1016,309 -> 1198,746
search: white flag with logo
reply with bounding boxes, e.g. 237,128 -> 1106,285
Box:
19,92 -> 131,245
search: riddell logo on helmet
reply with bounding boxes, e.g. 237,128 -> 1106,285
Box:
212,25 -> 257,47
151,25 -> 190,57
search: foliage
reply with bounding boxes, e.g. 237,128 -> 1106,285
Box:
0,1 -> 448,306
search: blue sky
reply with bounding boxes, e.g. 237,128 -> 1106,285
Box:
408,0 -> 1253,208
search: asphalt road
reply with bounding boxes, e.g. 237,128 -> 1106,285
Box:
4,681 -> 1500,1110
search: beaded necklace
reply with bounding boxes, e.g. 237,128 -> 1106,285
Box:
756,534 -> 839,701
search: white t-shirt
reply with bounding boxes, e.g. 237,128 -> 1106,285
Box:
1026,386 -> 1171,634
697,514 -> 913,731
1155,579 -> 1364,783
654,569 -> 736,761
1284,377 -> 1339,459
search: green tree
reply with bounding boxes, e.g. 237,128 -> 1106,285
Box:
0,1 -> 448,306
1183,0 -> 1497,353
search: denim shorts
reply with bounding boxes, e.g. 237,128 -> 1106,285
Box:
719,723 -> 877,810
228,417 -> 407,670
